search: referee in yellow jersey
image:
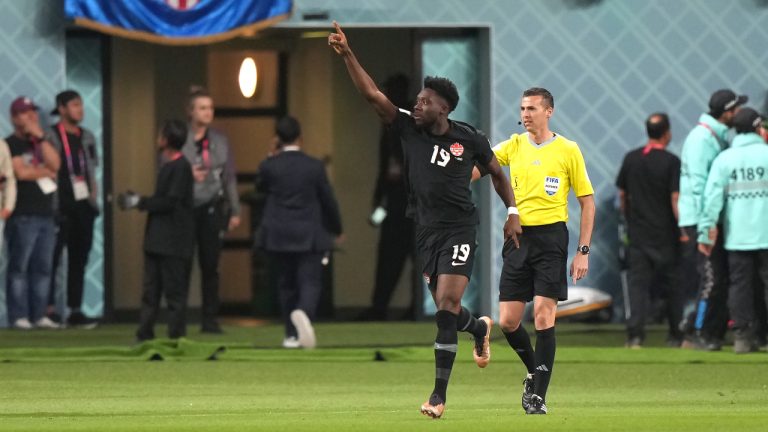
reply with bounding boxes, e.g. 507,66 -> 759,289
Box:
473,87 -> 595,414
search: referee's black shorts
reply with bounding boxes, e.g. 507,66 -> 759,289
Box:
499,221 -> 569,302
416,224 -> 476,290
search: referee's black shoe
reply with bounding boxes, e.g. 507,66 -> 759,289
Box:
521,373 -> 535,411
525,394 -> 547,415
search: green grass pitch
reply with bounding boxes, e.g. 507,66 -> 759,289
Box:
1,322 -> 766,431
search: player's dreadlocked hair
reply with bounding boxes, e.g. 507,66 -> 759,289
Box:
424,76 -> 459,112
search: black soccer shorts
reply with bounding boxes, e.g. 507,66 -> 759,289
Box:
416,225 -> 477,290
499,222 -> 569,302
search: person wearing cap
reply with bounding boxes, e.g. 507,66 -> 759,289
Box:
46,90 -> 100,329
698,107 -> 768,354
5,96 -> 61,330
616,112 -> 684,348
678,89 -> 747,350
180,86 -> 241,334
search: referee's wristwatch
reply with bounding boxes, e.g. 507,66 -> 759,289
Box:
577,244 -> 590,255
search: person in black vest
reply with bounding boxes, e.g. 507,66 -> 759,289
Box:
118,120 -> 194,342
47,90 -> 100,328
257,116 -> 343,349
181,87 -> 241,334
616,112 -> 684,348
359,74 -> 417,321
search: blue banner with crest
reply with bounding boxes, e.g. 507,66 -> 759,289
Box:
64,0 -> 292,45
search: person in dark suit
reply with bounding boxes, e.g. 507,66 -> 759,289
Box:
257,116 -> 343,349
118,120 -> 194,342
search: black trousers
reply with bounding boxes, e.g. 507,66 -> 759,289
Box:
272,252 -> 324,338
50,202 -> 96,310
681,225 -> 730,341
193,202 -> 224,328
136,253 -> 191,340
678,227 -> 700,302
626,244 -> 684,341
727,250 -> 768,332
370,216 -> 416,316
755,275 -> 767,343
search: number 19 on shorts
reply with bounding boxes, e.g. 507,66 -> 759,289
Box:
451,244 -> 470,266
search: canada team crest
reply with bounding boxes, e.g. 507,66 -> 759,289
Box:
544,176 -> 560,196
450,142 -> 464,156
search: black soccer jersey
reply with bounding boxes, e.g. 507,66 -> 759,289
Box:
390,109 -> 494,228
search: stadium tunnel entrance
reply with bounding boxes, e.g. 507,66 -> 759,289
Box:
76,25 -> 492,322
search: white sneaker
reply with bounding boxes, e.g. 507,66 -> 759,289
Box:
290,309 -> 316,349
282,336 -> 301,349
35,316 -> 61,329
12,318 -> 33,330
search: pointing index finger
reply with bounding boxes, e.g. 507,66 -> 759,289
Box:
333,21 -> 343,34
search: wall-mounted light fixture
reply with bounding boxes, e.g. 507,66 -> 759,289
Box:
238,57 -> 258,98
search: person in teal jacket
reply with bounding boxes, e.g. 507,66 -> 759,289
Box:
678,89 -> 747,350
698,107 -> 768,354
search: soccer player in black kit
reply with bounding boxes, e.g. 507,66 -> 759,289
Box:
330,22 -> 522,419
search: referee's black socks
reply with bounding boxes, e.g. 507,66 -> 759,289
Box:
502,324 -> 536,374
534,326 -> 556,401
457,306 -> 487,340
431,310 -> 458,405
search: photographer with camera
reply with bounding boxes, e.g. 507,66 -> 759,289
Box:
118,120 -> 194,342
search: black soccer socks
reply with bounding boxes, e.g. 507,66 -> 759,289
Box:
431,310 -> 458,404
457,306 -> 486,340
503,324 -> 536,374
533,326 -> 556,401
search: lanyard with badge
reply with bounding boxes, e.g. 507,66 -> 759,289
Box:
30,138 -> 58,195
58,123 -> 89,201
201,138 -> 211,169
197,137 -> 223,186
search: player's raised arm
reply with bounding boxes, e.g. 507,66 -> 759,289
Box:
328,21 -> 397,124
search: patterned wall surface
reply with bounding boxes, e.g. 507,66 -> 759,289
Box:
0,0 -> 66,326
283,0 -> 768,318
3,0 -> 767,323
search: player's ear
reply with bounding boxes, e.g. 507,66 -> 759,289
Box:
441,101 -> 450,117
